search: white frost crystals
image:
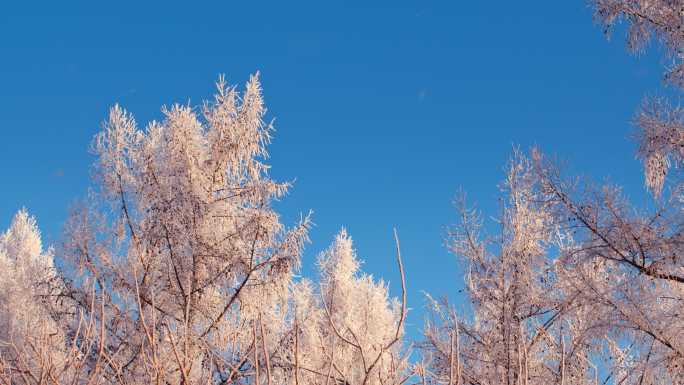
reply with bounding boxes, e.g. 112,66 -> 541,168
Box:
0,209 -> 66,382
0,209 -> 59,340
0,75 -> 409,385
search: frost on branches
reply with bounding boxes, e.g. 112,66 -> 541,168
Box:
291,229 -> 408,385
58,73 -> 314,385
534,146 -> 684,384
0,209 -> 67,383
0,74 -> 409,385
592,0 -> 684,197
7,2 -> 684,383
414,3 -> 684,384
419,151 -> 597,385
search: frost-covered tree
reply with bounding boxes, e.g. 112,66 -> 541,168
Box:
0,74 -> 411,385
58,73 -> 311,385
418,3 -> 684,383
592,0 -> 684,198
0,74 -> 409,385
288,229 -> 409,385
533,147 -> 684,384
0,209 -> 68,384
513,2 -> 684,383
420,151 -> 597,385
593,0 -> 684,90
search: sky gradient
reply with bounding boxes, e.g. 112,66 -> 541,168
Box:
0,1 -> 666,336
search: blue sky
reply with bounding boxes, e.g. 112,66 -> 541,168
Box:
0,1 -> 666,335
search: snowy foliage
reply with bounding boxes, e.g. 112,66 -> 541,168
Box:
415,3 -> 684,383
0,75 -> 408,385
58,73 -> 315,385
593,0 -> 684,198
6,3 -> 684,383
0,209 -> 67,383
420,151 -> 596,385
289,230 -> 408,385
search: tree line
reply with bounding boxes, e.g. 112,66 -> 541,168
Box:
1,2 -> 683,384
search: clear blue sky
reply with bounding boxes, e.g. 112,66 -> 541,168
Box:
0,1 -> 664,335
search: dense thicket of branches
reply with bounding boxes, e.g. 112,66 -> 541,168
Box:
418,1 -> 684,384
2,1 -> 684,384
0,75 -> 408,385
